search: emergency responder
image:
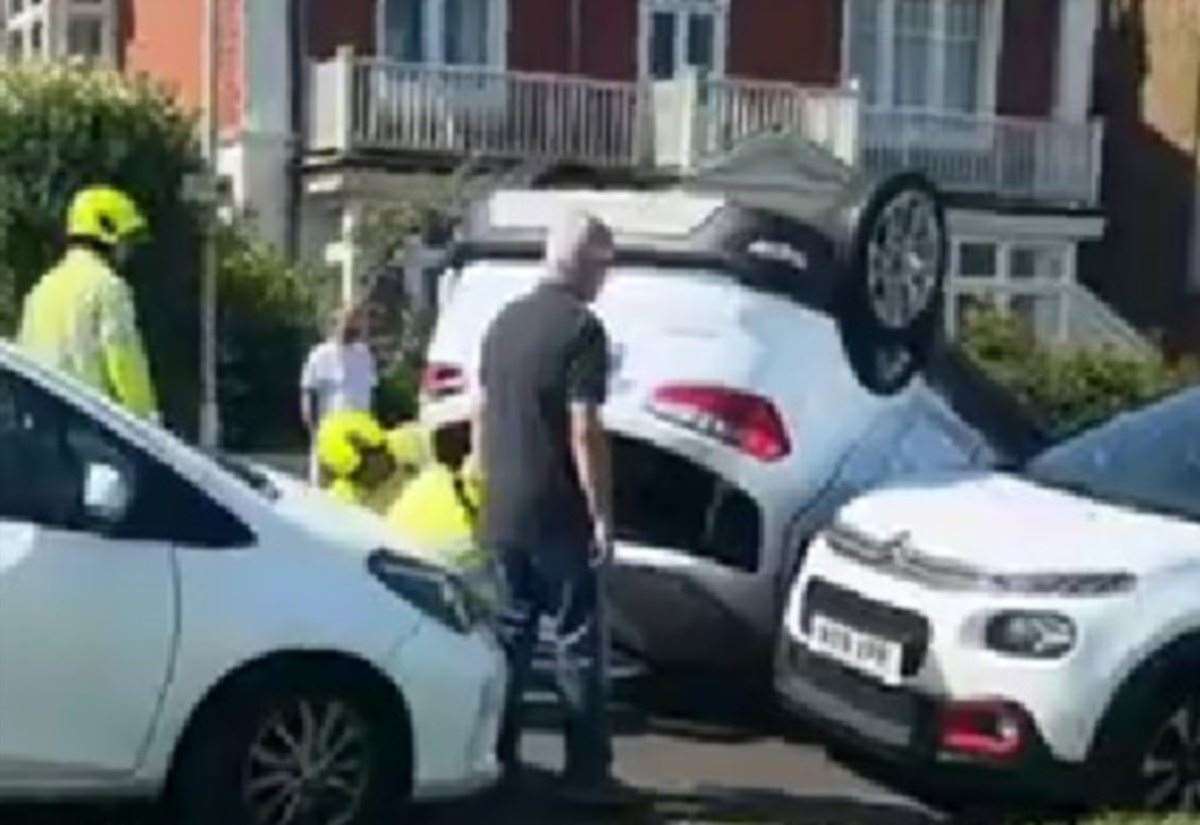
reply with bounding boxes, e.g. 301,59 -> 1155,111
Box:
18,186 -> 158,420
315,410 -> 427,512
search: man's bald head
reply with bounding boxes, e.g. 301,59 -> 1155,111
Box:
543,209 -> 614,303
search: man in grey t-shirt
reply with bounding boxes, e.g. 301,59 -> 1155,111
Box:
473,210 -> 626,804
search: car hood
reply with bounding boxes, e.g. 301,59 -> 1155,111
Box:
837,470 -> 1200,576
256,466 -> 442,566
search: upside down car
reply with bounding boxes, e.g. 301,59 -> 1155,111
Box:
420,144 -> 1043,675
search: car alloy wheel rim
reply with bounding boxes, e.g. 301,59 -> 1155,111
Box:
866,190 -> 942,330
242,698 -> 371,825
1140,697 -> 1200,811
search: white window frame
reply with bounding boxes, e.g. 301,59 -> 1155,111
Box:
841,0 -> 1004,114
946,235 -> 1077,343
4,0 -> 115,64
376,0 -> 507,69
638,0 -> 729,81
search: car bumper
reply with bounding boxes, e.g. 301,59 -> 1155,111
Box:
391,620 -> 508,802
774,638 -> 1088,806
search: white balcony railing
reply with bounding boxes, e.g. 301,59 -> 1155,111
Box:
310,52 -> 646,167
861,108 -> 1103,206
309,50 -> 1103,207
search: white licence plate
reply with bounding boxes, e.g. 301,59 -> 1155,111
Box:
808,614 -> 903,686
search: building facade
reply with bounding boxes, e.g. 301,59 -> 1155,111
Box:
4,0 -> 1153,353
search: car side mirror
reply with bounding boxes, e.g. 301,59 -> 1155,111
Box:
82,461 -> 133,526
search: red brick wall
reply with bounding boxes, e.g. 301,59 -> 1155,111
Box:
580,0 -> 638,80
216,0 -> 243,132
121,0 -> 204,114
508,0 -> 571,73
997,0 -> 1059,117
121,0 -> 243,132
729,0 -> 841,84
309,0 -> 377,59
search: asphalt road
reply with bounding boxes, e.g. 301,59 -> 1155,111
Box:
0,677 -> 945,825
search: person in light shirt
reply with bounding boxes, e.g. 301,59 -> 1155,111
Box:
300,304 -> 378,484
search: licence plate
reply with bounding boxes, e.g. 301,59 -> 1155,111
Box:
808,614 -> 903,686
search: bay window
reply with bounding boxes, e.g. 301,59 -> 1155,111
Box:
846,0 -> 996,112
380,0 -> 503,67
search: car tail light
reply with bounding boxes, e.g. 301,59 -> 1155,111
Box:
648,384 -> 790,462
422,362 -> 466,399
937,700 -> 1029,763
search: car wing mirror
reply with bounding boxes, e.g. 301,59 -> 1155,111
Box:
82,461 -> 133,526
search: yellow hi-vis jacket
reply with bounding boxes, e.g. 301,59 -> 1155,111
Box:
386,461 -> 485,570
18,247 -> 158,420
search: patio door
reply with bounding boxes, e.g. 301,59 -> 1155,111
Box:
643,0 -> 725,81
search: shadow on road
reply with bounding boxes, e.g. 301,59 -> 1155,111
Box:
414,767 -> 939,825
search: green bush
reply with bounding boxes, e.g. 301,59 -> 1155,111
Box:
216,222 -> 320,451
960,308 -> 1198,438
0,64 -> 205,435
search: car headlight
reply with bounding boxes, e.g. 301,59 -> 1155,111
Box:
985,611 -> 1076,659
367,550 -> 479,634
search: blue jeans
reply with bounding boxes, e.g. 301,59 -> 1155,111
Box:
494,542 -> 612,782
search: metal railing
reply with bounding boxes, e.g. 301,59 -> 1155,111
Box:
311,54 -> 644,167
700,77 -> 861,166
310,53 -> 1103,207
947,280 -> 1151,356
861,108 -> 1103,206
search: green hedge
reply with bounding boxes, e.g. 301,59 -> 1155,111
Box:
0,64 -> 205,435
216,223 -> 320,450
960,308 -> 1198,438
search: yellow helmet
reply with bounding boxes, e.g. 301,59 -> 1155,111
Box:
316,410 -> 387,479
66,186 -> 148,246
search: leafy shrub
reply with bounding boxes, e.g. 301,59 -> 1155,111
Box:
217,222 -> 320,451
960,308 -> 1198,438
0,64 -> 205,434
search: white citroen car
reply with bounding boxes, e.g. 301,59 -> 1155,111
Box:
777,383 -> 1200,813
420,166 -> 1045,674
0,341 -> 505,824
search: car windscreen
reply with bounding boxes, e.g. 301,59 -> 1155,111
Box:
1025,385 -> 1200,521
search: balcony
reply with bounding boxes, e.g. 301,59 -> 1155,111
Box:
307,50 -> 1103,208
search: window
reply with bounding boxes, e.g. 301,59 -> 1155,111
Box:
381,0 -> 500,66
947,238 -> 1075,344
29,19 -> 40,56
642,0 -> 725,80
66,16 -> 104,60
0,369 -> 253,547
847,0 -> 987,112
958,241 -> 996,278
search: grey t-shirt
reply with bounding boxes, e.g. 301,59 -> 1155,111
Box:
479,282 -> 609,550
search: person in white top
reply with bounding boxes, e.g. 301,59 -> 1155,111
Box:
300,305 -> 379,483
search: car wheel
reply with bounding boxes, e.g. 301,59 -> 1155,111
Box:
838,174 -> 947,395
171,669 -> 410,825
1101,686 -> 1200,813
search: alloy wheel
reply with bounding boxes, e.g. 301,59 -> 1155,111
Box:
241,697 -> 372,825
865,190 -> 943,331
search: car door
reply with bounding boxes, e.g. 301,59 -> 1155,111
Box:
0,367 -> 176,783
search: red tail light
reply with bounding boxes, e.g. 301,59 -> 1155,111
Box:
648,384 -> 790,462
938,700 -> 1029,763
421,362 -> 466,399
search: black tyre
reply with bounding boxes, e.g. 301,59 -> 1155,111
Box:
835,173 -> 947,394
170,667 -> 410,825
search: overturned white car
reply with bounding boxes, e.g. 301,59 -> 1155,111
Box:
421,161 -> 1043,674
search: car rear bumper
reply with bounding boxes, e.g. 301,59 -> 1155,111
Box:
774,638 -> 1088,806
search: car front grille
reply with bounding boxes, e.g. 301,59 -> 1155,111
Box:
824,521 -> 982,590
800,577 -> 931,677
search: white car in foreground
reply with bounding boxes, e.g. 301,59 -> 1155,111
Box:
0,342 -> 505,824
421,170 -> 1043,674
777,384 -> 1200,812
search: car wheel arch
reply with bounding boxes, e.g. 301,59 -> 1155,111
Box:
162,649 -> 415,803
1088,630 -> 1200,763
